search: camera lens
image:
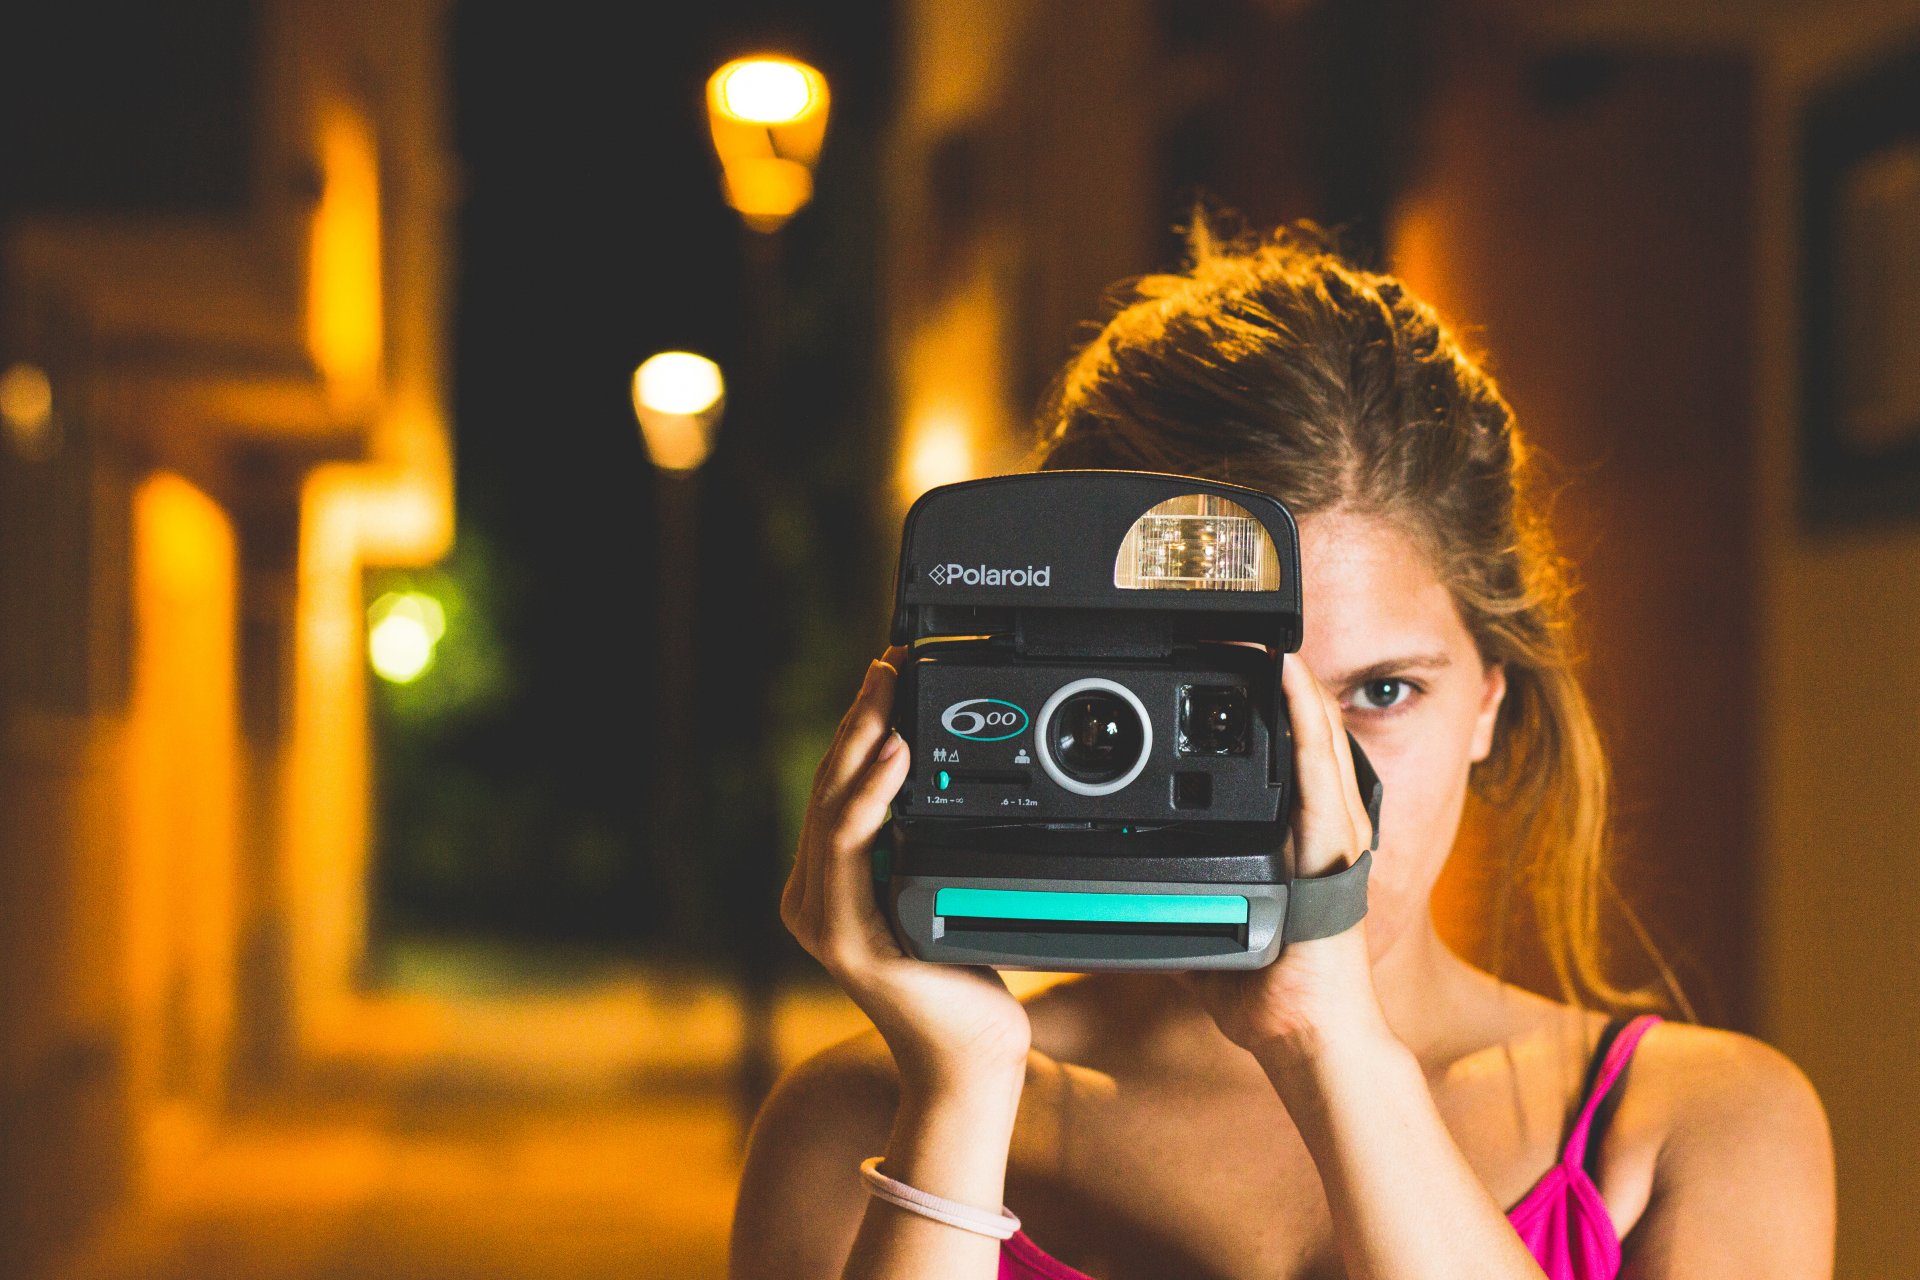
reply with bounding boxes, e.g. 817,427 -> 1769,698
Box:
1179,685 -> 1250,755
1035,678 -> 1154,796
1050,693 -> 1145,783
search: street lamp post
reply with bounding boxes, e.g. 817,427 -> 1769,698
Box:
633,351 -> 725,955
706,54 -> 829,1137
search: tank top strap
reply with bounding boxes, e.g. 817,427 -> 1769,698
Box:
1562,1013 -> 1663,1169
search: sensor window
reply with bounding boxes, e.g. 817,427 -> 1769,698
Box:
1178,685 -> 1251,756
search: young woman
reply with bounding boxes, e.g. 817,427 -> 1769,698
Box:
729,225 -> 1834,1279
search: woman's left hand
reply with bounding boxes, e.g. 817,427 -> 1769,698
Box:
1175,652 -> 1391,1059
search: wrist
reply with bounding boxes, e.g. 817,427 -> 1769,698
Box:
883,1061 -> 1027,1215
890,1028 -> 1031,1102
1236,921 -> 1384,1051
1252,1009 -> 1409,1105
897,1052 -> 1029,1119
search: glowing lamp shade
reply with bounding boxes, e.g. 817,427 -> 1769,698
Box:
717,59 -> 815,123
367,591 -> 445,684
633,352 -> 725,473
1114,494 -> 1282,591
707,56 -> 829,233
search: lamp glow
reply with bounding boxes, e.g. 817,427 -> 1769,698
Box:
635,352 -> 724,416
0,363 -> 55,459
308,104 -> 383,402
717,59 -> 815,124
706,56 -> 830,232
367,590 -> 445,683
898,408 -> 977,505
633,352 -> 726,473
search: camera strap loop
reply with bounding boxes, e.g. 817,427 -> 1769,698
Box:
1279,849 -> 1372,943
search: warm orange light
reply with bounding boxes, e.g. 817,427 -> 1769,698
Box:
344,476 -> 449,564
707,56 -> 829,233
717,59 -> 817,124
635,351 -> 724,416
0,362 -> 55,459
720,159 -> 815,231
127,473 -> 239,1117
288,458 -> 450,1043
898,406 -> 977,505
308,103 -> 384,403
633,352 -> 725,472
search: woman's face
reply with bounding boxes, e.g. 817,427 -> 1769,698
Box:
1293,509 -> 1506,959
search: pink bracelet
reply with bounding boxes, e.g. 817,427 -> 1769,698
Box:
858,1156 -> 1022,1240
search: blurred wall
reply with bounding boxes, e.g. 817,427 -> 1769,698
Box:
1748,4 -> 1920,1274
1518,3 -> 1920,1269
883,0 -> 1160,508
1393,14 -> 1760,1027
0,1 -> 455,1271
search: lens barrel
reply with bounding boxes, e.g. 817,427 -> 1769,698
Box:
1049,691 -> 1146,783
1034,677 -> 1154,797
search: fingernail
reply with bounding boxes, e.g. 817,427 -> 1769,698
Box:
878,729 -> 906,761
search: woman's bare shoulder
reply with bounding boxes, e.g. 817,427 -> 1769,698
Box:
1622,1019 -> 1830,1164
765,1027 -> 903,1135
1628,1019 -> 1821,1106
730,1029 -> 900,1280
1610,1020 -> 1834,1275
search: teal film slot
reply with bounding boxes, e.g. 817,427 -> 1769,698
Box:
934,887 -> 1249,926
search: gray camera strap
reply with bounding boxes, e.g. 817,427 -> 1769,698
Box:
1279,729 -> 1379,943
1279,848 -> 1373,943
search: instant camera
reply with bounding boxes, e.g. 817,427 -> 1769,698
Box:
879,470 -> 1382,972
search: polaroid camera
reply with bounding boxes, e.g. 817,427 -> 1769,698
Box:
878,470 -> 1380,972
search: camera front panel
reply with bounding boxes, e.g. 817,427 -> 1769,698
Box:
894,643 -> 1285,824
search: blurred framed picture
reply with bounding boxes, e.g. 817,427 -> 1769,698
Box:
1800,42 -> 1920,530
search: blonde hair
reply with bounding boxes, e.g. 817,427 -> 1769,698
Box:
1035,219 -> 1687,1017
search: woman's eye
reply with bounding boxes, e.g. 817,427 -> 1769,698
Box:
1351,678 -> 1414,711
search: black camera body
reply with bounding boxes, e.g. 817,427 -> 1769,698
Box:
880,470 -> 1379,972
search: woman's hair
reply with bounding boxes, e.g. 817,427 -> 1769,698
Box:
1033,216 -> 1685,1017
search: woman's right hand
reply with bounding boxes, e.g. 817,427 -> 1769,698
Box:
781,647 -> 1032,1094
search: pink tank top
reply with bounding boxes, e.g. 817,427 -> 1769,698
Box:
999,1014 -> 1662,1280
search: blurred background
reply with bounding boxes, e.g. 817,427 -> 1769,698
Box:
2,0 -> 1917,1275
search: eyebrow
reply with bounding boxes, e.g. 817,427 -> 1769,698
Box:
1324,652 -> 1454,690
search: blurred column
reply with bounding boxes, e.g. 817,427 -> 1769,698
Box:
228,468 -> 304,1088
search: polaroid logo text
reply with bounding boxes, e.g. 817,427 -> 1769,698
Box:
928,563 -> 1051,587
